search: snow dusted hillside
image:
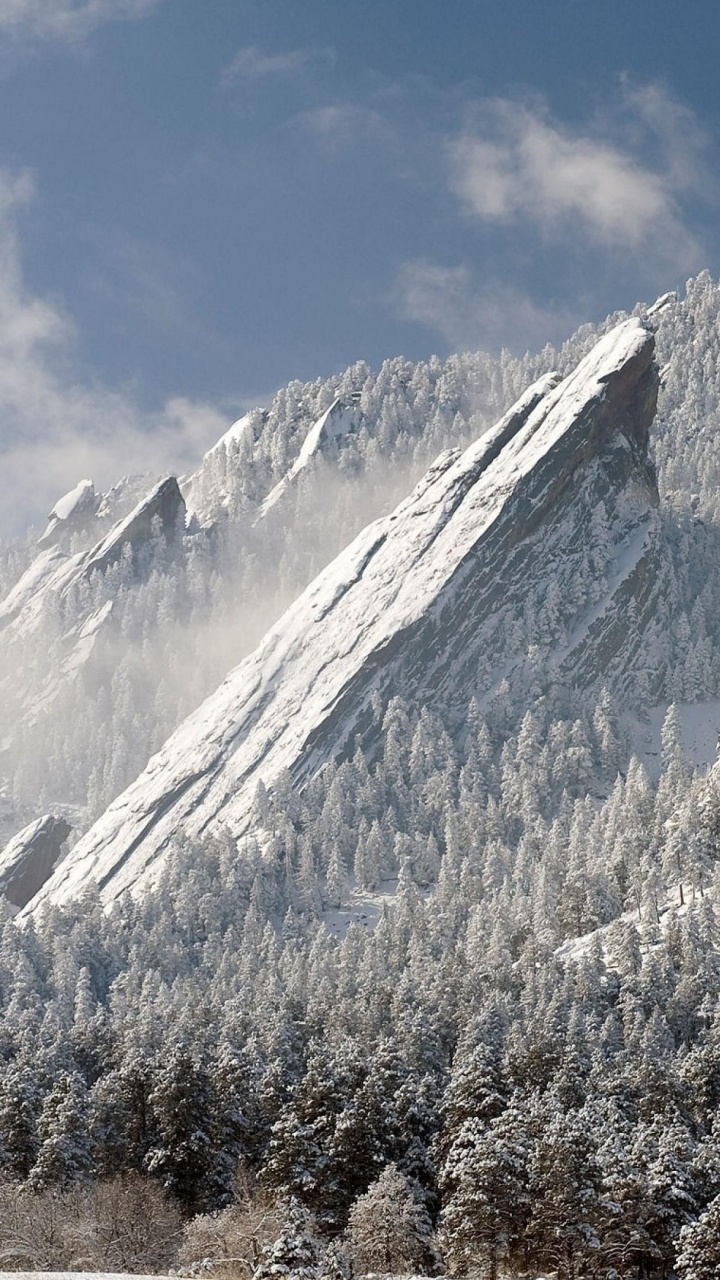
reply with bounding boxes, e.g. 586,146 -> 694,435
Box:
0,477 -> 184,733
258,395 -> 363,519
29,318 -> 663,908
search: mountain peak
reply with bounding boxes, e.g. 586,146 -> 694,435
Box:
26,318 -> 660,910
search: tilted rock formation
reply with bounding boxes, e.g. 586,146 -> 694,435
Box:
81,476 -> 184,579
27,319 -> 661,909
0,815 -> 71,909
0,477 -> 187,745
258,395 -> 363,520
0,477 -> 185,639
38,478 -> 99,549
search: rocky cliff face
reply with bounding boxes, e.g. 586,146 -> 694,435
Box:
0,477 -> 185,639
26,318 -> 662,910
0,476 -> 187,749
0,815 -> 71,909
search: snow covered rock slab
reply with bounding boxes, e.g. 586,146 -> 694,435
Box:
258,395 -> 363,520
0,815 -> 71,909
82,476 -> 185,578
0,477 -> 185,643
38,478 -> 98,548
0,475 -> 188,743
29,320 -> 660,909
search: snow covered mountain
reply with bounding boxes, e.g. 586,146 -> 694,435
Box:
257,395 -> 363,520
0,477 -> 184,731
7,285 -> 720,1280
28,318 -> 662,909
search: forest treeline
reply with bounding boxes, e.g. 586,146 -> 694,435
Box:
0,693 -> 718,1277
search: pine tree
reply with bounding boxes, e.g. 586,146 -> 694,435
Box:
0,1064 -> 41,1179
256,1198 -> 333,1280
29,1071 -> 92,1190
146,1046 -> 232,1213
676,1195 -> 720,1280
440,1109 -> 529,1280
524,1101 -> 606,1280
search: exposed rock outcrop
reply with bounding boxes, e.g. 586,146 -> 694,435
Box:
82,476 -> 185,579
258,395 -> 363,520
38,478 -> 99,549
0,477 -> 187,741
0,476 -> 185,639
0,815 -> 71,909
25,319 -> 662,910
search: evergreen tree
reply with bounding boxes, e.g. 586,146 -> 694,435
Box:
29,1071 -> 92,1190
0,1065 -> 41,1180
676,1195 -> 720,1280
440,1108 -> 529,1280
256,1199 -> 337,1280
146,1046 -> 232,1213
524,1101 -> 606,1280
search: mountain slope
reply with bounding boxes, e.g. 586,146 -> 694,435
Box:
27,318 -> 661,910
0,478 -> 185,730
257,395 -> 363,520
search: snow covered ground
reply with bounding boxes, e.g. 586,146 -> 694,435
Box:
0,1274 -> 175,1279
324,879 -> 401,939
631,698 -> 720,779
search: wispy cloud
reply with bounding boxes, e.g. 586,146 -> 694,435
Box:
221,44 -> 333,88
448,88 -> 705,268
0,0 -> 163,40
0,170 -> 228,533
622,80 -> 710,193
396,84 -> 709,352
396,260 -> 580,354
290,102 -> 396,154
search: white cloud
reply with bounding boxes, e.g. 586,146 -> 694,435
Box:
396,260 -> 581,354
221,44 -> 332,88
623,80 -> 710,194
291,102 -> 394,152
0,170 -> 228,534
0,0 -> 162,40
449,92 -> 703,266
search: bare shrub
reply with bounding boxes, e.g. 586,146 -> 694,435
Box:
346,1165 -> 436,1276
0,1173 -> 181,1273
66,1171 -> 182,1271
0,1181 -> 78,1270
180,1189 -> 283,1279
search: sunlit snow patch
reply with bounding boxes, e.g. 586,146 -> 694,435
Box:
630,699 -> 720,780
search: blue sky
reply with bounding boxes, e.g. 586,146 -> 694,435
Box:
1,0 -> 720,529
